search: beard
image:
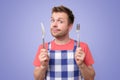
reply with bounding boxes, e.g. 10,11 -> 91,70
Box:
51,28 -> 69,38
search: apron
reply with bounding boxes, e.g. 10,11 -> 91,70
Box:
45,40 -> 82,80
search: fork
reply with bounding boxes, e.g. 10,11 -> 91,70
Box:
76,24 -> 80,47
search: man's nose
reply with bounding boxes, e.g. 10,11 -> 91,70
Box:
52,21 -> 58,27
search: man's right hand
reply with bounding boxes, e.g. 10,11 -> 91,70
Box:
39,48 -> 49,69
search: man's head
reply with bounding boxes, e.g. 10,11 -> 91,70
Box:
52,5 -> 74,25
50,5 -> 74,38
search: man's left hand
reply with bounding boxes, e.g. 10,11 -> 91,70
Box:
75,47 -> 85,66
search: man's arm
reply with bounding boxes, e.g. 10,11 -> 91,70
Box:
34,48 -> 49,80
75,47 -> 95,80
79,63 -> 95,80
34,66 -> 47,80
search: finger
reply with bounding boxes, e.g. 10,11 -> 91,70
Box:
76,56 -> 84,61
41,49 -> 47,52
76,47 -> 82,52
76,56 -> 81,60
76,51 -> 84,56
40,54 -> 46,58
40,52 -> 48,57
79,47 -> 82,50
41,54 -> 49,59
40,56 -> 48,61
75,53 -> 85,58
77,47 -> 82,50
76,56 -> 81,61
75,54 -> 82,59
43,57 -> 49,62
76,54 -> 82,58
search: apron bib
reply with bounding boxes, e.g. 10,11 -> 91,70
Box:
45,40 -> 82,80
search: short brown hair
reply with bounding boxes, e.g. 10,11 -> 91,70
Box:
52,5 -> 74,24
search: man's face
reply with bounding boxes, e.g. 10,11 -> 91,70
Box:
50,12 -> 71,38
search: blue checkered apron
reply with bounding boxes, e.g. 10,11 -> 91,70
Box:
45,40 -> 82,80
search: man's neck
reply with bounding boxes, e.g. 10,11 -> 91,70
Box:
54,37 -> 71,45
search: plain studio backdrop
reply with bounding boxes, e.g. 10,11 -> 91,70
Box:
0,0 -> 120,80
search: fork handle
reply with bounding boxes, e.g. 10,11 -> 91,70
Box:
42,38 -> 45,48
77,33 -> 80,47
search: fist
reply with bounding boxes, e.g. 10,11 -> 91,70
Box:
39,49 -> 49,68
75,47 -> 85,66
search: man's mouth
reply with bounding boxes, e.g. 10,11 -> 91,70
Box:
52,29 -> 60,33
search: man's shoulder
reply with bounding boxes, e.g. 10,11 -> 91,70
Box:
80,41 -> 88,46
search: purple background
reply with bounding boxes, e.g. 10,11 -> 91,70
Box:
0,0 -> 120,80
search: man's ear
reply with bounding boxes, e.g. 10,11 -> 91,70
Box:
69,24 -> 73,32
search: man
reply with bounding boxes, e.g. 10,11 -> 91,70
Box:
33,5 -> 95,80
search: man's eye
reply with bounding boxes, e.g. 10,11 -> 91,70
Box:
59,20 -> 63,23
51,19 -> 54,23
60,21 -> 63,23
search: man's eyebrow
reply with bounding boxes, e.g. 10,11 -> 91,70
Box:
58,18 -> 64,20
51,17 -> 64,20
